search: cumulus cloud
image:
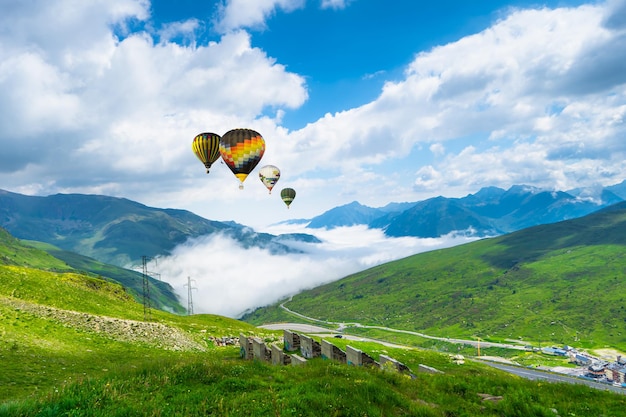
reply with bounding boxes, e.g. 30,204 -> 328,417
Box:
0,0 -> 307,208
279,2 -> 626,202
156,225 -> 478,318
214,0 -> 305,33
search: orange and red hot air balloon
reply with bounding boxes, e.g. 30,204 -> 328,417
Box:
219,128 -> 266,189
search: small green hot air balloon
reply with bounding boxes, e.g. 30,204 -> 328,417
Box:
280,187 -> 296,209
192,132 -> 221,173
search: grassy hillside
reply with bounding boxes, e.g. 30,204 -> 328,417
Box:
2,242 -> 626,415
244,202 -> 626,350
0,228 -> 69,271
0,227 -> 184,313
0,262 -> 272,402
23,239 -> 185,314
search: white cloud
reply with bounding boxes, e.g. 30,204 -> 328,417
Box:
320,0 -> 354,10
429,143 -> 445,157
0,1 -> 307,204
156,224 -> 478,317
280,2 -> 626,204
158,19 -> 201,43
214,0 -> 305,33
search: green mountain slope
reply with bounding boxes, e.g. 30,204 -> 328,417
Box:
244,202 -> 626,349
0,227 -> 184,313
0,228 -> 69,271
23,239 -> 185,314
0,190 -> 315,268
0,190 -> 236,266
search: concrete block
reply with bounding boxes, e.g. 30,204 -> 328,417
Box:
271,343 -> 291,365
418,364 -> 444,374
299,334 -> 321,359
284,330 -> 300,352
251,337 -> 270,362
346,345 -> 362,366
346,345 -> 378,367
380,354 -> 411,373
239,333 -> 253,360
321,339 -> 346,363
290,354 -> 307,366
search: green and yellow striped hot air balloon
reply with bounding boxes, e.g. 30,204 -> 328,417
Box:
219,128 -> 266,189
192,132 -> 221,174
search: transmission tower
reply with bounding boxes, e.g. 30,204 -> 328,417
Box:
142,255 -> 153,322
184,276 -> 197,315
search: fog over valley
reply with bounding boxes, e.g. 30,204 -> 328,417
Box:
156,224 -> 479,317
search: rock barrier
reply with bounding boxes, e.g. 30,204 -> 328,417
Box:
239,330 -> 422,377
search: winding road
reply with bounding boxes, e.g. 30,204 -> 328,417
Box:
258,301 -> 626,395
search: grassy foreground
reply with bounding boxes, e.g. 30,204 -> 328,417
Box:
2,269 -> 626,416
2,341 -> 626,417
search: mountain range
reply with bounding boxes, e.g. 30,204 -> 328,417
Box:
299,181 -> 626,238
2,182 -> 626,270
0,189 -> 319,268
2,181 -> 626,316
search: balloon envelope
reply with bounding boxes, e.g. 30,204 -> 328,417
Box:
219,128 -> 265,188
280,187 -> 296,208
192,132 -> 221,173
259,165 -> 281,194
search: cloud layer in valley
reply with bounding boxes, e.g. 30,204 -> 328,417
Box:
155,225 -> 478,318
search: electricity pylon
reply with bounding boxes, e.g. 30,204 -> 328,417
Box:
184,276 -> 197,315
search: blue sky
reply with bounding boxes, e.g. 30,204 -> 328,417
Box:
1,0 -> 625,231
1,0 -> 626,316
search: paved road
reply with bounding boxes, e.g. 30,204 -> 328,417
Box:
276,302 -> 529,351
478,361 -> 626,395
259,322 -> 411,349
260,323 -> 337,334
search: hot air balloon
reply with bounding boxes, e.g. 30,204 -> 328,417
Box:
280,187 -> 296,209
192,132 -> 221,173
219,128 -> 265,189
259,165 -> 281,194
